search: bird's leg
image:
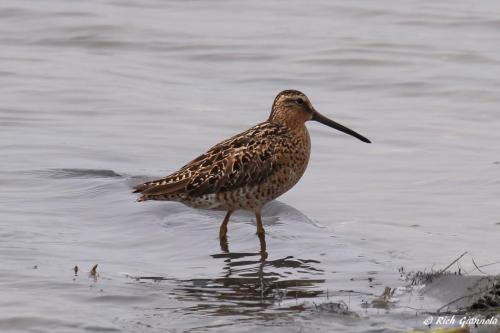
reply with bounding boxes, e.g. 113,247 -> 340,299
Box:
255,210 -> 267,258
255,210 -> 265,236
219,210 -> 233,248
257,232 -> 267,258
220,239 -> 229,253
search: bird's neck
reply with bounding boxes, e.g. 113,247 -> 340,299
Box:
269,113 -> 309,133
269,117 -> 310,148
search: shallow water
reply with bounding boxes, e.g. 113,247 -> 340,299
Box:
1,0 -> 500,332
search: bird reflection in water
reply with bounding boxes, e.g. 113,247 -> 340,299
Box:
174,231 -> 325,316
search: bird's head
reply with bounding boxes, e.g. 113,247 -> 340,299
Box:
269,89 -> 371,143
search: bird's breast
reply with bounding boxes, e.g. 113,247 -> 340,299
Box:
214,127 -> 311,211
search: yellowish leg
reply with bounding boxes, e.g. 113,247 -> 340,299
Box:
255,210 -> 267,258
220,238 -> 229,253
257,231 -> 267,258
255,210 -> 265,236
219,210 -> 233,241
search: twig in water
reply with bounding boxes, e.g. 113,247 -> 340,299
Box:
439,252 -> 468,276
471,257 -> 488,275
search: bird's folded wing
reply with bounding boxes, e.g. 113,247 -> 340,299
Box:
134,177 -> 190,196
185,142 -> 278,197
135,141 -> 284,198
133,122 -> 290,198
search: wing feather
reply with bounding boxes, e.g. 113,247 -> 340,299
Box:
139,177 -> 190,195
133,122 -> 291,199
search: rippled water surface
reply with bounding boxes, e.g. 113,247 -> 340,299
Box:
1,1 -> 500,332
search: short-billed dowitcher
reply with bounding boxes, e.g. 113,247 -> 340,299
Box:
134,90 -> 370,244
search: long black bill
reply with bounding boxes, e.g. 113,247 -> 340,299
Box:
312,110 -> 371,143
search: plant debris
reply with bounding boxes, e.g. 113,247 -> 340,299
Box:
372,286 -> 396,308
313,300 -> 358,316
89,264 -> 99,280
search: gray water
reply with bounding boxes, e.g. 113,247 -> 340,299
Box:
1,1 -> 500,332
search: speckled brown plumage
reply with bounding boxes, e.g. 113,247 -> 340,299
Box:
134,90 -> 370,245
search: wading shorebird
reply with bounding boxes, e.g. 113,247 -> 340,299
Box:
134,90 -> 370,245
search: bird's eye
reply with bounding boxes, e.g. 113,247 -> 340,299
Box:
296,98 -> 304,105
